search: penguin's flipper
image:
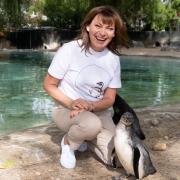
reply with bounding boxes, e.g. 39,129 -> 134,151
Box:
140,144 -> 157,176
135,142 -> 156,178
132,114 -> 146,140
133,147 -> 140,179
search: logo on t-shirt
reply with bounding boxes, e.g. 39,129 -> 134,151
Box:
75,65 -> 110,99
89,81 -> 104,98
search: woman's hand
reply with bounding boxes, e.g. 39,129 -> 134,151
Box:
69,109 -> 85,118
69,99 -> 95,118
70,98 -> 92,111
70,87 -> 116,113
87,88 -> 117,112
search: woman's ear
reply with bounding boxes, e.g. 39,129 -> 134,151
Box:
86,26 -> 89,32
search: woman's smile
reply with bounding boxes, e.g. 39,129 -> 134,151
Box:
86,15 -> 115,52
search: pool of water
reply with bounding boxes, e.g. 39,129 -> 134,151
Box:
0,51 -> 180,135
120,56 -> 180,108
0,50 -> 55,135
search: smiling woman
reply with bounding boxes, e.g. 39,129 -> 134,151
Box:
86,15 -> 115,52
77,5 -> 128,55
43,5 -> 128,169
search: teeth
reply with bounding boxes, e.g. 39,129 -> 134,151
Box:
96,37 -> 106,41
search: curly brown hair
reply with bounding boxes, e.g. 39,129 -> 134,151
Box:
76,6 -> 128,56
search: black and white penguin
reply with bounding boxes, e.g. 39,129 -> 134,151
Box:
112,94 -> 145,140
114,112 -> 156,179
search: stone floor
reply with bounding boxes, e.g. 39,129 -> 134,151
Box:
0,103 -> 180,180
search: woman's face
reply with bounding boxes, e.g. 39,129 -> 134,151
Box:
86,15 -> 115,52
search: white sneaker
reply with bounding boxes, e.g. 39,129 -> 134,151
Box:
78,142 -> 88,152
60,136 -> 76,169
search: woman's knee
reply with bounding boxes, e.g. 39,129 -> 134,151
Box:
77,111 -> 102,137
52,107 -> 61,125
52,107 -> 70,131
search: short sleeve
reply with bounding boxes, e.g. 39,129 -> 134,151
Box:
48,44 -> 70,79
108,57 -> 121,88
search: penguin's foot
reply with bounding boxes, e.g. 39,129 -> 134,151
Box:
120,172 -> 130,178
110,151 -> 122,169
111,175 -> 122,180
112,174 -> 137,180
112,174 -> 129,180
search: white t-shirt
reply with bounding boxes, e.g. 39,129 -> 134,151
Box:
48,40 -> 121,101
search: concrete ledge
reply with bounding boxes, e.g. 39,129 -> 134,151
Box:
121,47 -> 180,59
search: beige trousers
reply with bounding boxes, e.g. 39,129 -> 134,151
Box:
52,105 -> 116,165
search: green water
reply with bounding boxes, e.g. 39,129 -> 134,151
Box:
0,51 -> 180,135
0,51 -> 54,135
119,56 -> 180,107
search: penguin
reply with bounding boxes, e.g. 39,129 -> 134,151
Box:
114,112 -> 156,179
112,94 -> 145,140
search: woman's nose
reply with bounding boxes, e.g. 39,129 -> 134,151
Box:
99,28 -> 106,36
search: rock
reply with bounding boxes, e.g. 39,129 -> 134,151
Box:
164,136 -> 169,140
132,40 -> 144,47
152,143 -> 167,151
35,172 -> 41,176
170,178 -> 178,180
151,119 -> 159,126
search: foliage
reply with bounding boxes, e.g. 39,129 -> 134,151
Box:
147,0 -> 176,31
43,0 -> 89,29
0,0 -> 179,31
24,0 -> 46,27
0,0 -> 24,29
0,2 -> 6,29
111,0 -> 177,31
171,0 -> 180,12
28,0 -> 45,14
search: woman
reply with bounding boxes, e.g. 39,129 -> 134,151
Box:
43,5 -> 127,169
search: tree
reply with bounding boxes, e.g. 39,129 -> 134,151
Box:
0,0 -> 30,30
2,0 -> 23,29
0,1 -> 7,30
43,0 -> 89,29
117,0 -> 176,31
24,0 -> 46,27
169,0 -> 180,12
0,0 -> 179,31
149,0 -> 177,31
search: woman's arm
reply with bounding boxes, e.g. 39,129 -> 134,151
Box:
67,88 -> 117,113
69,88 -> 117,118
43,73 -> 73,109
90,88 -> 117,112
43,73 -> 92,112
44,73 -> 117,112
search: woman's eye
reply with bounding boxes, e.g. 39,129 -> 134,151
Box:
95,24 -> 101,28
107,27 -> 114,31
